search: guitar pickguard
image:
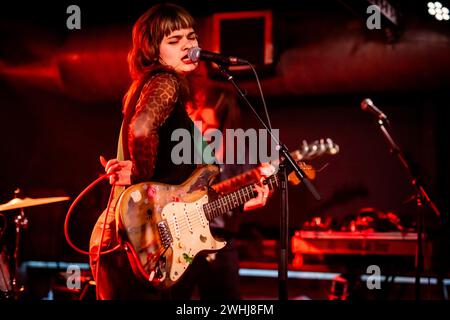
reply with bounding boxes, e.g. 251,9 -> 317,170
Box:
160,195 -> 226,283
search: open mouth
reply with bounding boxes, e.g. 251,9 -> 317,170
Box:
182,54 -> 190,61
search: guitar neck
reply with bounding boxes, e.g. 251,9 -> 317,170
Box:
204,175 -> 279,221
212,168 -> 260,193
212,150 -> 302,193
204,139 -> 338,221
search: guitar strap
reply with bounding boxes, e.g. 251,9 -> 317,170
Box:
112,123 -> 126,236
117,123 -> 125,163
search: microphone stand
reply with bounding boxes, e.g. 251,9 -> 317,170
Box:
375,117 -> 441,300
218,65 -> 321,300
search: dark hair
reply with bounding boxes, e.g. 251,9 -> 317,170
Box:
127,3 -> 195,79
123,3 -> 196,115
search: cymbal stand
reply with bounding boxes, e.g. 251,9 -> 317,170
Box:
10,208 -> 27,299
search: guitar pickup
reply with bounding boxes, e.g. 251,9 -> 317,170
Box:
157,220 -> 173,248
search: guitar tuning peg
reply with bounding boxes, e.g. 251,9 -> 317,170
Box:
319,138 -> 326,151
331,144 -> 340,154
326,138 -> 340,154
302,140 -> 309,152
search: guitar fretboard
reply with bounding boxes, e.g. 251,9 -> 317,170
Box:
211,152 -> 299,194
203,174 -> 279,221
212,168 -> 260,193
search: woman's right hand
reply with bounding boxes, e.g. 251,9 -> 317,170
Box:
100,156 -> 132,186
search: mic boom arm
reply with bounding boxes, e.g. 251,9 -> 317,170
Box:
187,47 -> 248,66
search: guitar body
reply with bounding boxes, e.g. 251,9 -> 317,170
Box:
115,165 -> 225,289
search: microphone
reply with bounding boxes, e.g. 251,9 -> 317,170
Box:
187,47 -> 248,66
361,98 -> 388,120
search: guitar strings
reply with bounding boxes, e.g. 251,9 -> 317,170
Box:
166,180 -> 273,234
165,176 -> 278,235
166,190 -> 260,235
167,206 -> 234,234
167,197 -> 250,234
167,191 -> 254,228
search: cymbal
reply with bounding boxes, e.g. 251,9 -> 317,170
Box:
0,197 -> 70,212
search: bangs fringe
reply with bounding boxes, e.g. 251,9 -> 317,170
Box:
160,9 -> 194,37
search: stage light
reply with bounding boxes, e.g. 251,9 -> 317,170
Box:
427,1 -> 449,21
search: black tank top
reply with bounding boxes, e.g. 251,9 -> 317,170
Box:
151,98 -> 198,184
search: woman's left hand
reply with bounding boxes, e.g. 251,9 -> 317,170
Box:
243,162 -> 276,212
243,181 -> 270,211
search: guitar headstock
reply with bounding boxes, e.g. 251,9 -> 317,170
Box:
295,138 -> 340,161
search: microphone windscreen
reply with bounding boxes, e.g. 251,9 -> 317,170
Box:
361,98 -> 373,110
188,47 -> 201,63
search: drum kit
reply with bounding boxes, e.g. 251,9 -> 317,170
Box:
0,189 -> 69,300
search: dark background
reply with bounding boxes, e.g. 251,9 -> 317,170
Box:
0,0 -> 449,271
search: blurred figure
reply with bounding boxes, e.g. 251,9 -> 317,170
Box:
185,84 -> 274,299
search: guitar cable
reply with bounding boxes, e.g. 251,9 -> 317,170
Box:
63,172 -> 121,299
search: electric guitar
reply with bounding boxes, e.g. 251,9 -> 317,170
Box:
114,139 -> 339,289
